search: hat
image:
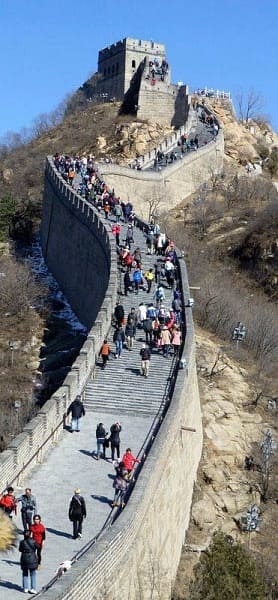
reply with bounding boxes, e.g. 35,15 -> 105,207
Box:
74,488 -> 81,494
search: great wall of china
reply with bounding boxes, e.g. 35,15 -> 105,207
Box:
0,38 -> 226,599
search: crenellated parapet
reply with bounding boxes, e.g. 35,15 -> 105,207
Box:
0,156 -> 203,600
0,159 -> 118,495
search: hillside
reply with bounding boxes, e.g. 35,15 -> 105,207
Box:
0,96 -> 277,431
0,100 -> 173,224
0,91 -> 277,593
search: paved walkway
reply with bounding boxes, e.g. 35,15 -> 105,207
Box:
0,218 -> 178,598
146,110 -> 215,171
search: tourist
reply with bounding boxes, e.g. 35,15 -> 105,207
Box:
140,343 -> 151,378
114,301 -> 125,327
123,269 -> 132,296
161,326 -> 171,357
154,286 -> 165,306
30,515 -> 46,568
154,259 -> 164,285
133,266 -> 142,294
137,302 -> 147,327
113,325 -> 125,358
110,422 -> 122,461
112,471 -> 128,508
125,316 -> 136,350
0,486 -> 17,519
121,448 -> 140,473
66,395 -> 85,432
114,202 -> 122,223
127,307 -> 138,327
172,295 -> 182,325
99,339 -> 111,369
143,317 -> 153,345
68,489 -> 86,539
19,530 -> 39,593
17,488 -> 37,531
95,422 -> 108,460
171,327 -> 182,356
125,224 -> 134,249
146,301 -> 157,320
144,268 -> 155,293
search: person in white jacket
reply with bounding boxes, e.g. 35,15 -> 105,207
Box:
137,302 -> 147,327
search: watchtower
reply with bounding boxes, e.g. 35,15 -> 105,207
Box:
96,37 -> 168,101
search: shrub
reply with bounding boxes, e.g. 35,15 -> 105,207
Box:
266,147 -> 278,178
256,142 -> 269,161
188,532 -> 266,600
0,194 -> 16,242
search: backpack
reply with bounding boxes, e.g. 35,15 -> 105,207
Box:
96,424 -> 105,437
147,306 -> 156,319
156,289 -> 164,300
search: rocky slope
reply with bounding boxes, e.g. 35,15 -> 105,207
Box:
173,328 -> 278,598
202,98 -> 278,166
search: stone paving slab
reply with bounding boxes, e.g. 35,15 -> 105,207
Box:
0,410 -> 152,598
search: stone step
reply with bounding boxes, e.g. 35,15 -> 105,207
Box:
83,217 -> 179,420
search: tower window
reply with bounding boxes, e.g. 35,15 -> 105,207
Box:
116,62 -> 119,72
112,64 -> 115,73
132,59 -> 136,68
104,68 -> 106,76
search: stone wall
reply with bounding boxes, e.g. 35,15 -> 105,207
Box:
0,159 -> 202,600
137,80 -> 189,127
41,159 -> 117,330
99,130 -> 224,219
0,163 -> 118,494
35,245 -> 202,600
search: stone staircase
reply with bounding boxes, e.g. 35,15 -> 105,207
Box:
84,220 -> 177,417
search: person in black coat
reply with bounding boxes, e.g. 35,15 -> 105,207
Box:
143,317 -> 153,345
114,302 -> 124,327
19,530 -> 39,593
110,422 -> 122,460
125,318 -> 136,350
68,489 -> 86,539
123,269 -> 132,296
66,395 -> 85,432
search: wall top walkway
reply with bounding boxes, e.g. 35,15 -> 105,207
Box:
98,129 -> 224,182
0,201 -> 193,599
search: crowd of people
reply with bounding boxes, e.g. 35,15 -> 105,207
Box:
145,57 -> 169,83
0,487 -> 45,593
0,429 -> 141,593
0,152 -> 185,595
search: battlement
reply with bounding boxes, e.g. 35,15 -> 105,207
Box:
125,37 -> 165,54
98,37 -> 165,61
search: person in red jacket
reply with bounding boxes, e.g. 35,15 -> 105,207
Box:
30,515 -> 46,567
0,486 -> 17,518
121,448 -> 140,473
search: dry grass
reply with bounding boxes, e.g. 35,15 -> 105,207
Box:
0,510 -> 17,552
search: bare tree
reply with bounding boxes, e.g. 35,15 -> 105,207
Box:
236,88 -> 264,123
145,183 -> 164,223
0,256 -> 46,316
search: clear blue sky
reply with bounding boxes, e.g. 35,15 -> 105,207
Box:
0,0 -> 277,139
